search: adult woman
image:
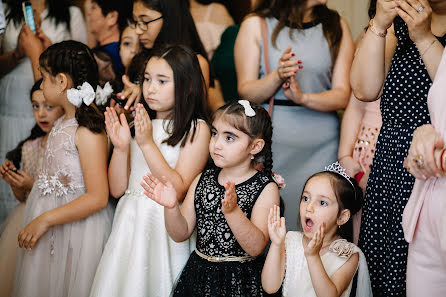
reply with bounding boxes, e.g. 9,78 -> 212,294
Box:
0,0 -> 87,226
235,0 -> 354,231
350,0 -> 446,295
402,47 -> 446,297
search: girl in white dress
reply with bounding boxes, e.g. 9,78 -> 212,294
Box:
0,79 -> 63,297
90,44 -> 210,297
262,163 -> 373,297
13,41 -> 113,297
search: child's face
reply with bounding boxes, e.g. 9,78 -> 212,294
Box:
300,175 -> 340,238
120,27 -> 141,68
210,116 -> 255,169
142,57 -> 174,119
132,2 -> 163,49
31,90 -> 64,133
40,69 -> 64,107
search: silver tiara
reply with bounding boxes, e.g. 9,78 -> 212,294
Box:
325,161 -> 354,189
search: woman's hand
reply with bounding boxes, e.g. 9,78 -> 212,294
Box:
19,24 -> 43,60
141,173 -> 178,209
277,46 -> 302,81
282,76 -> 305,105
374,0 -> 399,31
404,124 -> 444,179
134,103 -> 153,148
104,106 -> 131,152
18,214 -> 50,249
304,222 -> 326,258
222,181 -> 239,214
339,156 -> 362,178
117,75 -> 142,110
267,205 -> 286,247
395,0 -> 432,43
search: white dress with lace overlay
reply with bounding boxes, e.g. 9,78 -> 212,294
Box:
12,117 -> 113,297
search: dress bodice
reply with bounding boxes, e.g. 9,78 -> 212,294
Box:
37,116 -> 84,198
194,167 -> 272,257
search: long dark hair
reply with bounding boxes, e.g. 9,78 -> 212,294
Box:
254,0 -> 343,63
6,79 -> 46,169
302,171 -> 364,242
5,0 -> 71,30
134,0 -> 213,85
144,44 -> 209,147
212,100 -> 274,176
39,41 -> 105,133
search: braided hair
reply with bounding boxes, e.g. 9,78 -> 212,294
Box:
212,100 -> 274,176
39,41 -> 105,133
6,79 -> 46,169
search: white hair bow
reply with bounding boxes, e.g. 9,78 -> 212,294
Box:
238,100 -> 256,117
95,82 -> 113,106
67,82 -> 96,107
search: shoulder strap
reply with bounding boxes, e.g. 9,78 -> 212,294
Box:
260,17 -> 275,117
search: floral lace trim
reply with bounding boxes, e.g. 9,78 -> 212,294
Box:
38,168 -> 79,197
329,239 -> 355,258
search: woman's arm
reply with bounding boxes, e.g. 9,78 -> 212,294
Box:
235,16 -> 300,104
223,182 -> 280,256
351,0 -> 399,101
18,128 -> 109,249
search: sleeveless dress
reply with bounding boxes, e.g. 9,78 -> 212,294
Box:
12,116 -> 113,297
0,137 -> 44,297
403,48 -> 446,297
172,166 -> 274,297
0,5 -> 87,226
90,119 -> 195,297
282,231 -> 372,297
358,17 -> 446,297
260,17 -> 339,232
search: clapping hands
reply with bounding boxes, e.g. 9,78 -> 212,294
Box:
267,205 -> 286,247
304,222 -> 326,257
141,173 -> 178,209
104,106 -> 131,153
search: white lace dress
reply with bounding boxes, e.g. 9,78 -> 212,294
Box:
90,119 -> 195,297
12,117 -> 113,297
282,231 -> 373,297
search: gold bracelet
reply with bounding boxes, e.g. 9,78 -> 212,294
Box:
368,19 -> 387,38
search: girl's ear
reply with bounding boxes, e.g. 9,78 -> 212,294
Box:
55,73 -> 70,93
337,209 -> 351,227
249,138 -> 265,156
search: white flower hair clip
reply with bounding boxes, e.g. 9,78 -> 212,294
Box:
238,100 -> 256,117
67,82 -> 95,107
95,82 -> 113,106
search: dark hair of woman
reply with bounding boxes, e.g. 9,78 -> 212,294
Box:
6,79 -> 46,169
135,0 -> 214,85
212,100 -> 274,176
302,171 -> 364,242
5,0 -> 71,30
145,44 -> 210,147
39,40 -> 105,134
253,0 -> 343,62
91,0 -> 133,32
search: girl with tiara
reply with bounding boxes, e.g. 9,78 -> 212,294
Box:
13,40 -> 113,297
262,163 -> 373,297
90,44 -> 210,297
143,100 -> 280,296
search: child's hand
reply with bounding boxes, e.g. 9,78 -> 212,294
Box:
0,160 -> 15,177
268,205 -> 286,247
222,181 -> 239,214
3,170 -> 34,199
134,103 -> 154,148
116,75 -> 142,110
141,173 -> 178,209
304,222 -> 326,257
104,106 -> 131,152
18,215 -> 50,250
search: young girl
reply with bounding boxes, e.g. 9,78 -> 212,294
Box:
261,163 -> 372,297
12,40 -> 113,297
119,25 -> 141,72
89,44 -> 210,297
0,79 -> 63,297
143,100 -> 280,296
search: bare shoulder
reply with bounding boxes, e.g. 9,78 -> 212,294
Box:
256,181 -> 280,206
75,126 -> 107,148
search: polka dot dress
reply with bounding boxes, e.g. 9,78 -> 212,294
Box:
358,17 -> 446,297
